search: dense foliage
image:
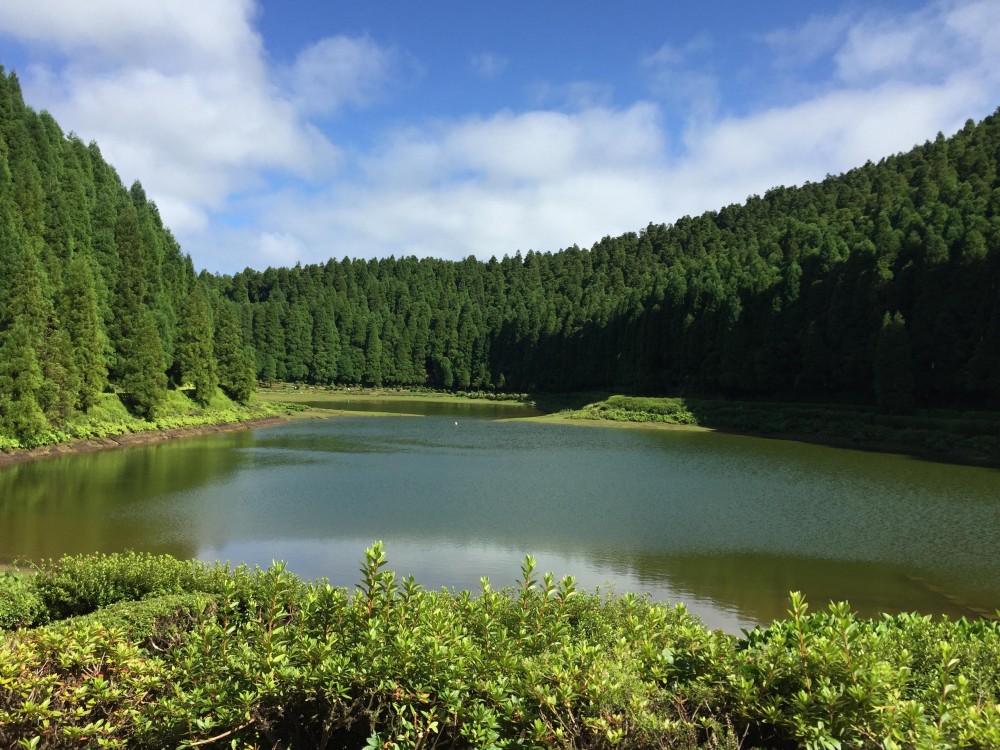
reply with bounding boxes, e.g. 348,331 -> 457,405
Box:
2,548 -> 1000,749
0,68 -> 257,447
4,63 -> 1000,449
563,395 -> 1000,462
214,110 -> 1000,410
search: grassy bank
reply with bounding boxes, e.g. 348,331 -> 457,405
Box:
0,388 -> 286,455
261,382 -> 531,404
532,394 -> 1000,466
3,548 -> 999,748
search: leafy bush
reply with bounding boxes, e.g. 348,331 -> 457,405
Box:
735,594 -> 1000,748
0,573 -> 43,630
41,592 -> 219,650
28,551 -> 300,625
3,548 -> 1000,748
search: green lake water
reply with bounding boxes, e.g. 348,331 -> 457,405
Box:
2,398 -> 998,632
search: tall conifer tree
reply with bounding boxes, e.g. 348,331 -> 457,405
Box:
0,321 -> 48,442
212,299 -> 256,403
175,285 -> 218,406
110,201 -> 167,418
62,255 -> 108,411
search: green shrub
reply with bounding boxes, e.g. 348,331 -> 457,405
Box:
29,550 -> 296,625
4,549 -> 1000,748
0,573 -> 43,630
41,592 -> 219,650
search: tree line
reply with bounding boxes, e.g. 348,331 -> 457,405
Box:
0,68 -> 256,443
2,60 -> 998,448
216,109 -> 1000,410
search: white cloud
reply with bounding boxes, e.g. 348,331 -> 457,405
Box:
257,231 -> 306,266
234,0 -> 1000,272
366,105 -> 664,187
226,104 -> 671,266
0,0 -> 340,236
761,13 -> 852,68
642,36 -> 718,122
470,52 -> 508,78
675,81 -> 985,212
288,35 -> 396,116
2,0 -> 999,274
835,0 -> 1000,84
0,0 -> 260,71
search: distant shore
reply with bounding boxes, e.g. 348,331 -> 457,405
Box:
520,394 -> 1000,469
0,416 -> 289,469
262,387 -> 1000,468
8,386 -> 994,470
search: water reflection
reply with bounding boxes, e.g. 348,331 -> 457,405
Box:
1,409 -> 998,632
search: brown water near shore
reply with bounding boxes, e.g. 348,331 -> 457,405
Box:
0,417 -> 288,469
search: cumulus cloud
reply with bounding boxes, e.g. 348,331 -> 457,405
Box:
232,0 -> 1000,271
241,105 -> 671,264
0,0 -> 342,235
0,0 -> 260,70
2,0 -> 999,273
642,36 -> 719,123
470,52 -> 508,78
836,0 -> 1000,86
257,231 -> 307,266
761,13 -> 852,69
287,36 -> 396,116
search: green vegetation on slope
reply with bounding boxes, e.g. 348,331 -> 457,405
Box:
0,68 -> 257,449
0,387 -> 281,452
559,394 -> 1000,463
215,110 -> 1000,412
4,60 -> 1000,453
3,548 -> 1000,748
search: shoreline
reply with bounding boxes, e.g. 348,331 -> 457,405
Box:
0,416 -> 290,469
5,387 -> 995,471
519,412 -> 1000,468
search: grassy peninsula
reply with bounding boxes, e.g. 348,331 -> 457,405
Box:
0,388 -> 284,463
3,547 -> 1000,749
527,394 -> 1000,466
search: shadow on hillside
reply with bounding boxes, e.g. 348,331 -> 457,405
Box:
530,391 -> 614,414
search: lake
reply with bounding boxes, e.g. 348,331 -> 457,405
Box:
2,397 -> 998,632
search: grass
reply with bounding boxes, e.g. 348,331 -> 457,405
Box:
0,388 -> 285,454
4,549 -> 1000,748
527,394 -> 1000,466
260,384 -> 533,407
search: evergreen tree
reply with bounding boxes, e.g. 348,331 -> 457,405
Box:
110,201 -> 167,418
117,307 -> 168,419
284,301 -> 313,381
874,312 -> 916,412
362,316 -> 384,386
213,299 -> 256,403
175,285 -> 218,406
310,313 -> 340,384
0,239 -> 78,425
61,255 -> 108,412
0,320 -> 48,442
36,307 -> 80,424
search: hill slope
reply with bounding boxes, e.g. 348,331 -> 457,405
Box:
0,68 -> 257,447
218,111 -> 1000,408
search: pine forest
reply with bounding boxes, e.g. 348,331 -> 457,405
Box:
1,65 -> 999,447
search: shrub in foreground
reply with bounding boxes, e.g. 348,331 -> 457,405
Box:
2,547 -> 1000,748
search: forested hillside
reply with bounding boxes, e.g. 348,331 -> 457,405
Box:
2,60 -> 999,448
219,110 -> 1000,409
0,68 -> 256,445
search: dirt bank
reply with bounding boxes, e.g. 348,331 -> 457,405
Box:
0,417 -> 289,469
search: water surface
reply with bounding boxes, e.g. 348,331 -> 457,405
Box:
2,401 -> 998,632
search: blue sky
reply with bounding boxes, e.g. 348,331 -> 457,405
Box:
1,0 -> 998,273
